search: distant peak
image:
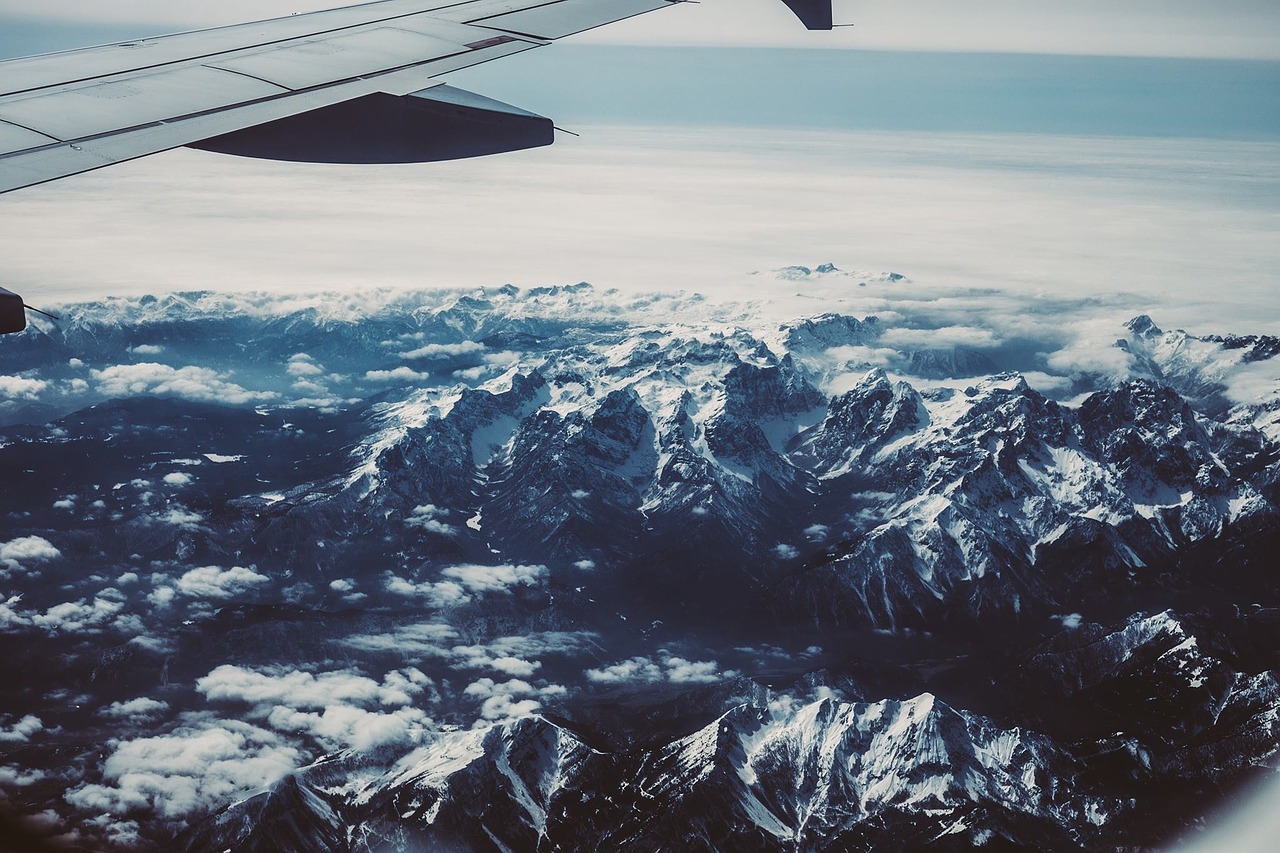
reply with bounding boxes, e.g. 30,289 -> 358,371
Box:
1126,315 -> 1163,339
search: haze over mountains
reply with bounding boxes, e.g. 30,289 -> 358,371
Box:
0,272 -> 1276,849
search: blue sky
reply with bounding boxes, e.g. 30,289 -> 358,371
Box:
1,0 -> 1278,59
448,46 -> 1280,140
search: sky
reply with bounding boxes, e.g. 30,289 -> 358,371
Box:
0,0 -> 1278,59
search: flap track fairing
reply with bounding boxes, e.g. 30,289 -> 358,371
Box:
187,85 -> 554,164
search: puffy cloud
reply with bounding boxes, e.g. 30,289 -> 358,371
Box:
0,714 -> 44,743
401,341 -> 485,359
664,657 -> 728,684
405,504 -> 457,536
64,719 -> 300,820
434,632 -> 600,685
584,657 -> 664,684
342,621 -> 458,655
1040,317 -> 1137,380
585,653 -> 737,685
0,375 -> 47,400
191,665 -> 433,753
148,586 -> 176,608
129,344 -> 165,355
774,543 -> 800,560
286,354 -> 324,377
196,665 -> 427,711
0,765 -> 45,787
99,698 -> 171,725
1056,612 -> 1085,629
452,645 -> 541,677
160,508 -> 205,529
462,678 -> 563,723
573,559 -> 596,570
31,597 -> 126,633
440,563 -> 547,595
265,705 -> 429,752
174,566 -> 269,599
384,574 -> 472,608
91,363 -> 274,405
162,472 -> 193,486
0,535 -> 60,573
365,367 -> 430,382
328,578 -> 355,593
0,598 -> 33,630
803,524 -> 829,541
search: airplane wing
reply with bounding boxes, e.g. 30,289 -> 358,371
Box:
0,0 -> 833,199
0,0 -> 833,334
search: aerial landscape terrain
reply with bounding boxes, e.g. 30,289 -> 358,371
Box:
1,0 -> 1278,850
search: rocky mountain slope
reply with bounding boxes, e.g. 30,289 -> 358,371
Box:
0,283 -> 1275,850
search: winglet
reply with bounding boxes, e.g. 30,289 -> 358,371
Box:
780,0 -> 833,30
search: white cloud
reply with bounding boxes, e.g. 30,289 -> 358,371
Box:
0,375 -> 47,400
664,656 -> 730,684
384,574 -> 472,608
148,586 -> 176,608
129,344 -> 164,355
31,597 -> 126,633
99,698 -> 171,725
365,367 -> 430,382
174,566 -> 269,599
342,621 -> 458,655
91,363 -> 274,405
774,543 -> 800,560
328,578 -> 355,593
157,508 -> 206,529
585,653 -> 737,685
266,704 -> 429,752
462,678 -> 564,723
585,656 -> 664,684
401,341 -> 485,359
163,472 -> 193,486
286,354 -> 324,377
573,559 -> 596,570
440,564 -> 547,594
1056,612 -> 1085,629
804,524 -> 829,541
405,504 -> 457,536
0,535 -> 60,573
190,665 -> 433,752
195,665 -> 427,711
0,765 -> 45,787
452,645 -> 542,677
0,714 -> 44,743
64,718 -> 301,820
